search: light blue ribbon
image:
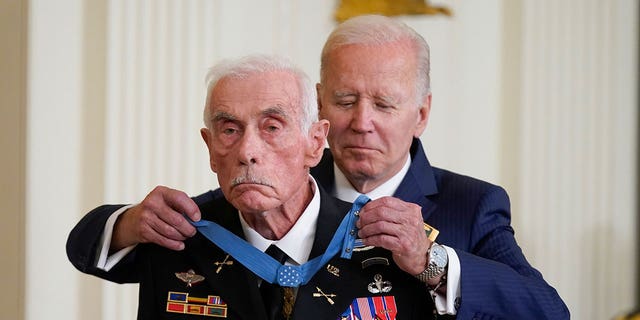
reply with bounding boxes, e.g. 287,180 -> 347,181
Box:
189,195 -> 370,287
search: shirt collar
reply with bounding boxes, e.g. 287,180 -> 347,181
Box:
334,154 -> 411,202
239,176 -> 320,265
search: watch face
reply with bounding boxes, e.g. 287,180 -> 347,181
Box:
431,245 -> 448,268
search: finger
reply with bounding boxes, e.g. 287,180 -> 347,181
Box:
362,230 -> 428,260
357,219 -> 402,239
143,186 -> 198,237
152,203 -> 197,238
359,199 -> 423,227
135,206 -> 189,242
361,196 -> 408,211
357,205 -> 406,228
359,234 -> 403,253
140,225 -> 187,251
359,220 -> 426,250
160,187 -> 201,222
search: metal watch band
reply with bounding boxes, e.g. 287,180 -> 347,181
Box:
415,243 -> 447,283
415,262 -> 445,282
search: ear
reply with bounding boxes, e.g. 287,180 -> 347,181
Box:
304,119 -> 330,168
413,93 -> 431,138
200,128 -> 218,173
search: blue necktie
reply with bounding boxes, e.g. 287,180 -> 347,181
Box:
189,194 -> 370,287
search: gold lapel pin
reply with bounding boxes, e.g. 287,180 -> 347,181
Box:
214,255 -> 233,274
326,264 -> 340,277
313,287 -> 336,305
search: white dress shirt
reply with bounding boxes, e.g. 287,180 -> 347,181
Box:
333,155 -> 460,316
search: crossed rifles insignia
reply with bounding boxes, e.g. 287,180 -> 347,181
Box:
214,255 -> 234,274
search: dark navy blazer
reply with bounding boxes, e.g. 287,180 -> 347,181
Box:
311,139 -> 569,319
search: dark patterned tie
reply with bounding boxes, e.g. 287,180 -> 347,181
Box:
260,245 -> 288,320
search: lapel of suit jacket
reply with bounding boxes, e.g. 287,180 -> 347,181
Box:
291,186 -> 370,319
393,138 -> 439,221
184,195 -> 266,320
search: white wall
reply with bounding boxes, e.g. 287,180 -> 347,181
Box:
22,1 -> 638,319
514,2 -> 638,319
26,0 -> 83,318
422,4 -> 638,319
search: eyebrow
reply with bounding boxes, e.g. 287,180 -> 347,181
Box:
334,91 -> 357,98
334,91 -> 398,105
262,105 -> 290,120
376,95 -> 399,105
212,111 -> 237,122
211,106 -> 291,123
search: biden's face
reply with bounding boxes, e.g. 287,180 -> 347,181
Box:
318,42 -> 430,192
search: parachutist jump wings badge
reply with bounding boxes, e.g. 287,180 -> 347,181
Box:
175,269 -> 205,287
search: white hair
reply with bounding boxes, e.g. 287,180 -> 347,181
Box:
320,15 -> 431,105
203,54 -> 318,132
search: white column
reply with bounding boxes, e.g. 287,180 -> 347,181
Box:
514,1 -> 638,319
26,0 -> 84,319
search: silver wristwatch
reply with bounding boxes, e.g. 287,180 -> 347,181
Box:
415,243 -> 448,283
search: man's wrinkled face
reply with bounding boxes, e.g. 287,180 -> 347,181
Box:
201,71 -> 313,214
318,42 -> 430,192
